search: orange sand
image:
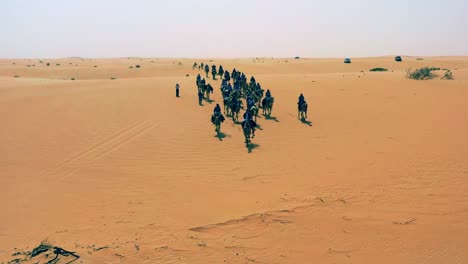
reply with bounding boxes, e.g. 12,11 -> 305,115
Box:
1,57 -> 468,263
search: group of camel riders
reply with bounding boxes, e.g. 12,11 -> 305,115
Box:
192,62 -> 307,142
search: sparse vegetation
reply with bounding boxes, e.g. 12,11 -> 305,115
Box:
406,67 -> 437,80
14,75 -> 19,78
110,77 -> 117,80
46,63 -> 50,66
135,65 -> 141,68
441,70 -> 454,80
416,58 -> 424,60
56,63 -> 60,66
186,74 -> 189,77
129,66 -> 134,69
178,62 -> 182,66
71,77 -> 75,80
94,65 -> 98,67
370,68 -> 388,72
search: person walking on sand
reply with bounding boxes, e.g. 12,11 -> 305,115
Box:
175,83 -> 180,97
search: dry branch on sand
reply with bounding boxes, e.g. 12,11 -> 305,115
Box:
7,241 -> 80,264
441,70 -> 454,80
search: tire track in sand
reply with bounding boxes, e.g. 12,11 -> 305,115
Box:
39,120 -> 147,177
40,120 -> 159,181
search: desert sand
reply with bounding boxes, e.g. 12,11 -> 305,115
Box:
1,57 -> 468,263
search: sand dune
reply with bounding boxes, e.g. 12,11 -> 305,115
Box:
1,57 -> 468,263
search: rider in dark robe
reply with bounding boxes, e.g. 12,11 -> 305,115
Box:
212,104 -> 224,123
250,76 -> 256,84
247,96 -> 254,109
214,104 -> 221,114
218,65 -> 224,75
298,93 -> 305,109
266,89 -> 271,98
242,111 -> 256,136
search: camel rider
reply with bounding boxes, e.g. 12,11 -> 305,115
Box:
242,111 -> 256,136
298,93 -> 305,109
212,104 -> 224,123
214,104 -> 221,114
197,74 -> 201,83
266,89 -> 271,98
247,97 -> 254,109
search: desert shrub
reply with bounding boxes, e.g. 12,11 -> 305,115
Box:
186,74 -> 189,77
441,70 -> 454,80
429,67 -> 440,71
39,60 -> 43,63
56,63 -> 60,66
416,58 -> 424,60
406,67 -> 436,80
14,75 -> 19,78
12,62 -> 15,65
178,62 -> 182,66
135,65 -> 141,68
46,63 -> 50,66
71,77 -> 75,80
27,65 -> 31,67
129,66 -> 133,69
370,68 -> 388,72
110,77 -> 117,80
94,65 -> 98,67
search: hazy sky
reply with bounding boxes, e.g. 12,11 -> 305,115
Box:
2,0 -> 468,58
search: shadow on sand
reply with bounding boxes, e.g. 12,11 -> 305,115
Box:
215,132 -> 228,141
205,98 -> 214,104
301,119 -> 312,126
255,123 -> 263,130
264,115 -> 280,122
246,143 -> 260,153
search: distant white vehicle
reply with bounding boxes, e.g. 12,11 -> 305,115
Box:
344,58 -> 351,64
